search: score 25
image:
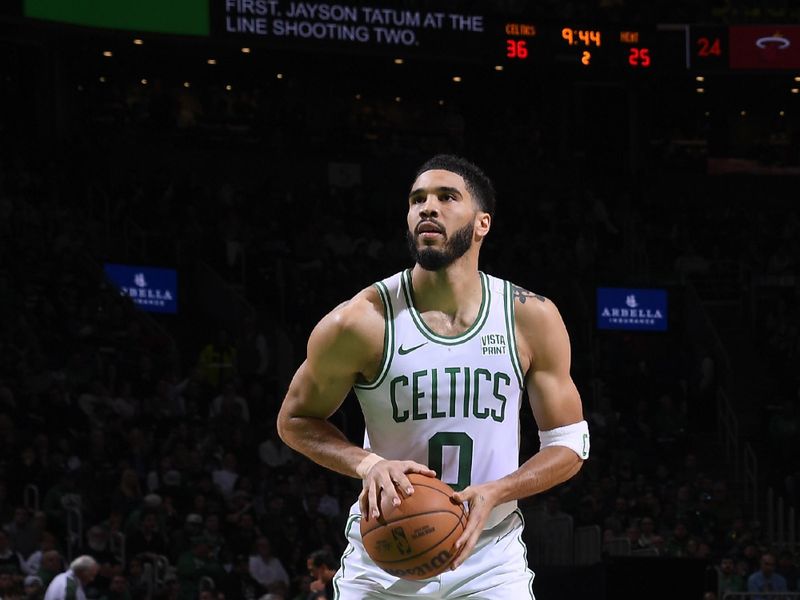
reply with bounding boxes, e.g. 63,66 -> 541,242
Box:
628,47 -> 651,67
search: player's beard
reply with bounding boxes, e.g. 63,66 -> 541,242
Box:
406,221 -> 474,271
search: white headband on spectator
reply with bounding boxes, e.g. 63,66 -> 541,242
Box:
538,420 -> 590,460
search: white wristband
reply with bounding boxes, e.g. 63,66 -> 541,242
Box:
538,420 -> 590,460
355,453 -> 384,479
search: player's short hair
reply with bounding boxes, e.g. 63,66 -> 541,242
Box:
308,549 -> 339,570
415,154 -> 496,216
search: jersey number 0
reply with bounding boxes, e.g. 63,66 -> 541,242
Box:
428,432 -> 474,491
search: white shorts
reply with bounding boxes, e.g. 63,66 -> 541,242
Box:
332,509 -> 535,599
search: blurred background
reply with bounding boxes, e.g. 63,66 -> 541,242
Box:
0,1 -> 798,599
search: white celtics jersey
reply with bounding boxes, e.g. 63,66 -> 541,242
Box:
354,270 -> 526,528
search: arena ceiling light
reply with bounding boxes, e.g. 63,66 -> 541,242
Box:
276,73 -> 284,79
133,39 -> 144,45
141,78 -> 148,85
207,58 -> 217,65
183,82 -> 191,88
695,75 -> 705,82
452,76 -> 462,82
102,50 -> 113,57
241,47 -> 251,54
494,65 -> 504,71
696,88 -> 705,93
225,84 -> 233,91
793,88 -> 800,94
394,58 -> 404,65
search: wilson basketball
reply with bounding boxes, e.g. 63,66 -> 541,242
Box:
360,473 -> 467,580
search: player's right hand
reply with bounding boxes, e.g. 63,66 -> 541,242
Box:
359,460 -> 436,521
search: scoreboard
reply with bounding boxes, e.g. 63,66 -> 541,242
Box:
12,0 -> 800,71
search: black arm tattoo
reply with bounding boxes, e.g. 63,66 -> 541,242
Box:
512,284 -> 546,304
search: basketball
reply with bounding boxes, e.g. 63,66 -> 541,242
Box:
359,473 -> 467,580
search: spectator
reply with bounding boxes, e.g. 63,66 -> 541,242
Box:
211,452 -> 240,498
220,554 -> 262,600
305,549 -> 337,600
125,509 -> 167,559
79,526 -> 121,597
258,425 -> 294,469
175,536 -> 224,600
717,556 -> 745,597
36,550 -> 65,589
0,527 -> 26,580
23,574 -> 44,600
110,470 -> 142,521
197,331 -> 237,390
248,537 -> 289,591
169,514 -> 203,563
99,574 -> 130,600
210,383 -> 250,423
665,521 -> 691,557
747,552 -> 788,600
0,571 -> 22,599
24,534 -> 59,580
5,507 -> 40,560
776,550 -> 798,591
43,555 -> 98,600
123,558 -> 148,600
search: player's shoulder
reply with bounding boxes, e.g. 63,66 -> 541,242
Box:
505,281 -> 569,371
311,284 -> 386,349
508,281 -> 561,326
330,284 -> 385,329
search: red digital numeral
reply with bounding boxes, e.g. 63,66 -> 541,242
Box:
697,37 -> 722,57
506,39 -> 528,59
628,47 -> 651,67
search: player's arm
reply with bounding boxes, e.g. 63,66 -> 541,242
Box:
277,288 -> 434,519
450,291 -> 586,568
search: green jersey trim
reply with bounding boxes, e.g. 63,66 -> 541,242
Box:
400,269 -> 490,345
354,281 -> 394,390
514,509 -> 536,599
504,280 -> 526,389
332,514 -> 360,600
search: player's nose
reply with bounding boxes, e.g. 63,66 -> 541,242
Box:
419,194 -> 440,217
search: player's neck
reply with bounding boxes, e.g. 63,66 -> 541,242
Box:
410,257 -> 481,317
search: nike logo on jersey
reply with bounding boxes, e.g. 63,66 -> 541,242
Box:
398,342 -> 428,355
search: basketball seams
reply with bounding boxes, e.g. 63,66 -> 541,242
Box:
360,508 -> 461,536
362,511 -> 464,564
360,482 -> 466,536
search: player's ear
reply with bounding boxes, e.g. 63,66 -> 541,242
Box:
475,211 -> 491,240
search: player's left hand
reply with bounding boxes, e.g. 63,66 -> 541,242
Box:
449,483 -> 499,570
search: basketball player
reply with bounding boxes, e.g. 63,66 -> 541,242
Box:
278,155 -> 589,599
